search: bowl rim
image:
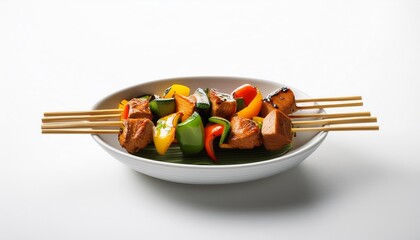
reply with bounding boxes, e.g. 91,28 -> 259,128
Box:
91,76 -> 328,170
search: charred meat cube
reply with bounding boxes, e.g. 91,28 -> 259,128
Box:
227,116 -> 262,149
261,110 -> 293,151
127,98 -> 153,120
208,89 -> 237,119
259,87 -> 298,117
119,118 -> 154,153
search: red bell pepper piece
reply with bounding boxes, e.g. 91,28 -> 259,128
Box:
232,84 -> 258,106
122,104 -> 130,120
204,123 -> 224,161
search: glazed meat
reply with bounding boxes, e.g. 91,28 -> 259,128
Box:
261,110 -> 293,151
208,89 -> 237,119
119,118 -> 154,153
127,98 -> 153,120
259,87 -> 298,117
227,116 -> 262,149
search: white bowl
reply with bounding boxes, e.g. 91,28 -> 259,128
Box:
92,76 -> 327,184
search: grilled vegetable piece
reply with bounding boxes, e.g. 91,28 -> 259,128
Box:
121,104 -> 130,120
226,116 -> 262,149
163,84 -> 190,98
118,99 -> 129,110
261,110 -> 293,151
126,98 -> 153,120
153,112 -> 182,155
175,112 -> 204,155
208,89 -> 237,119
149,98 -> 176,119
260,87 -> 298,117
232,84 -> 258,106
208,116 -> 230,145
236,89 -> 263,119
252,116 -> 264,129
204,123 -> 224,161
119,118 -> 154,153
193,88 -> 211,110
174,93 -> 195,122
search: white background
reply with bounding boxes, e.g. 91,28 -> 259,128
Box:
1,0 -> 419,239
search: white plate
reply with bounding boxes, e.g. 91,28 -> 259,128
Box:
92,76 -> 327,184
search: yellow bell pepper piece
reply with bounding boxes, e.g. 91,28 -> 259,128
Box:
118,99 -> 129,109
252,116 -> 264,124
163,84 -> 190,98
252,116 -> 264,129
236,89 -> 263,119
153,112 -> 182,155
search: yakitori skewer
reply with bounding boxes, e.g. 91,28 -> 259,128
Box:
42,125 -> 380,134
42,95 -> 364,122
41,117 -> 377,129
41,115 -> 378,134
42,110 -> 372,124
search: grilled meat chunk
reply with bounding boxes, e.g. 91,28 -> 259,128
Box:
261,110 -> 293,151
119,118 -> 154,153
127,98 -> 153,120
208,89 -> 237,119
227,116 -> 262,149
260,87 -> 298,117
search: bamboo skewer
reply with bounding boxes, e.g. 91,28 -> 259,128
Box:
296,96 -> 362,103
41,116 -> 377,129
42,126 -> 380,134
292,117 -> 377,126
42,121 -> 123,129
41,116 -> 378,134
42,95 -> 377,134
42,114 -> 121,123
42,96 -> 364,118
297,102 -> 363,110
44,109 -> 122,116
45,102 -> 363,115
289,111 -> 370,119
41,111 -> 373,123
292,126 -> 379,132
42,129 -> 120,134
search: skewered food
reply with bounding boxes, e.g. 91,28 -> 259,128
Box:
261,110 -> 293,151
208,89 -> 237,118
175,112 -> 205,155
260,87 -> 298,117
42,83 -> 378,163
153,112 -> 182,155
224,116 -> 262,149
118,118 -> 154,153
126,98 -> 153,120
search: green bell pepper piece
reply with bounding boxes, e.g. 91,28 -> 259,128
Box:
208,116 -> 231,145
175,112 -> 204,155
